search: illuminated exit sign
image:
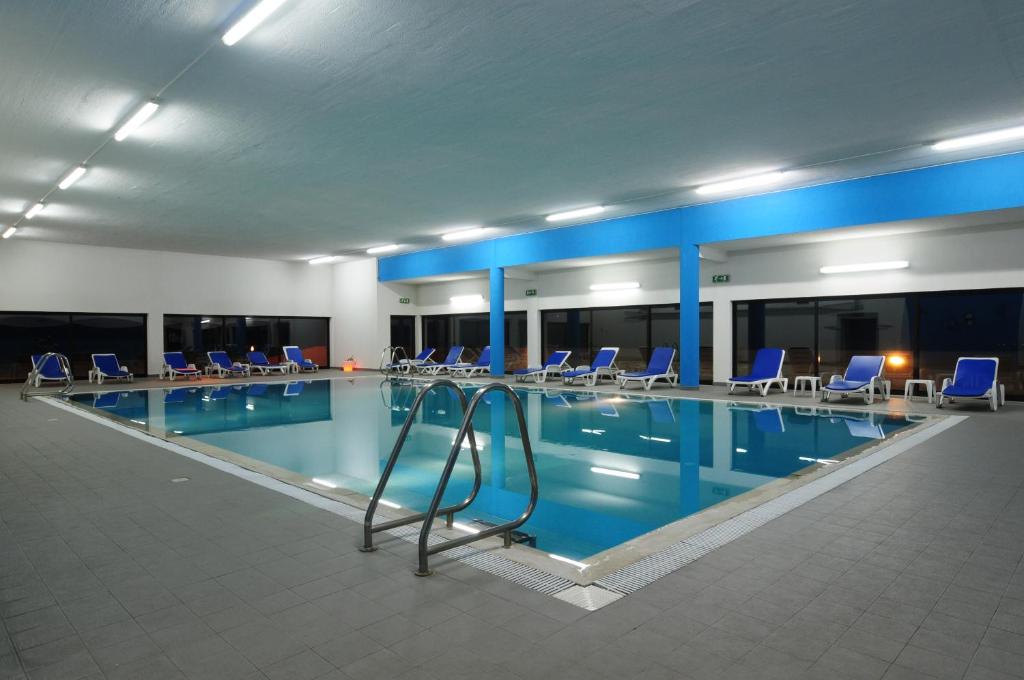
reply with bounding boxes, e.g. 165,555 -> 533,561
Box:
525,289 -> 537,296
399,297 -> 410,304
711,274 -> 730,283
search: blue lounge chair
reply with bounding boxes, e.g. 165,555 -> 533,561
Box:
92,392 -> 123,408
727,348 -> 787,396
247,351 -> 289,375
28,354 -> 71,387
283,346 -> 319,373
821,355 -> 888,405
449,346 -> 491,377
165,387 -> 192,404
90,353 -> 133,385
207,351 -> 250,378
386,347 -> 435,373
937,357 -> 1004,411
418,346 -> 465,375
513,350 -> 572,383
561,347 -> 619,386
163,352 -> 202,381
246,383 -> 269,397
618,347 -> 677,391
829,413 -> 885,439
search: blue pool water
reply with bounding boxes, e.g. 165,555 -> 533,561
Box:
69,379 -> 914,560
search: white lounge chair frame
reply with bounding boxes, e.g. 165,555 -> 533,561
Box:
562,347 -> 620,387
726,349 -> 788,397
514,351 -> 571,384
936,357 -> 1005,411
820,357 -> 890,405
89,353 -> 134,385
617,350 -> 678,391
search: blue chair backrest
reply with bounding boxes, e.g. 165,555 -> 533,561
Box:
283,346 -> 304,363
31,354 -> 66,379
247,384 -> 269,397
93,354 -> 121,375
209,351 -> 232,368
442,346 -> 463,364
647,347 -> 675,373
753,408 -> 785,433
845,355 -> 884,382
751,348 -> 784,379
93,392 -> 121,408
591,348 -> 616,369
953,358 -> 998,391
164,352 -> 188,369
476,346 -> 491,366
415,348 -> 434,361
546,351 -> 570,367
247,351 -> 269,365
165,388 -> 189,403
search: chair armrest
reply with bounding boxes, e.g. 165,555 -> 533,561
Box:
120,365 -> 129,372
829,374 -> 842,383
188,363 -> 196,369
941,378 -> 952,390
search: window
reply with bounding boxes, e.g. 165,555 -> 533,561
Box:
0,312 -> 146,381
389,316 -> 416,361
818,297 -> 914,390
164,315 -> 329,366
421,312 -> 528,369
734,300 -> 816,382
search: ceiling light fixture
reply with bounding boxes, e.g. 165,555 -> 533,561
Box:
25,203 -> 45,219
546,205 -> 605,222
932,124 -> 1024,152
114,101 -> 160,141
819,260 -> 909,274
308,255 -> 340,265
58,165 -> 87,190
222,0 -> 290,46
441,227 -> 488,242
696,171 -> 786,195
366,244 -> 399,255
590,466 -> 641,480
450,294 -> 484,306
2,227 -> 15,239
589,281 -> 640,292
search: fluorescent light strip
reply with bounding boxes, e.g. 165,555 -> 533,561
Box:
933,124 -> 1024,152
735,447 -> 748,453
25,203 -> 45,219
546,205 -> 604,222
696,171 -> 786,195
2,227 -> 15,239
222,0 -> 289,46
308,255 -> 340,265
311,477 -> 338,489
441,227 -> 487,242
590,466 -> 640,480
58,166 -> 87,190
245,404 -> 255,411
366,244 -> 399,255
114,101 -> 160,141
638,435 -> 671,443
589,281 -> 640,292
549,553 -> 589,569
450,294 -> 484,305
819,260 -> 909,274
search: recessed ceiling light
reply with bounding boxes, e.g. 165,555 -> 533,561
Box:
366,244 -> 399,255
932,125 -> 1024,151
589,281 -> 640,292
450,294 -> 484,306
308,255 -> 340,265
114,101 -> 160,141
696,171 -> 786,195
1,227 -> 16,239
222,0 -> 290,46
441,227 -> 488,242
58,165 -> 87,190
25,203 -> 45,219
546,205 -> 605,222
819,260 -> 909,274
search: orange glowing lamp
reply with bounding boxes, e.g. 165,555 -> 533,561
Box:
887,355 -> 907,369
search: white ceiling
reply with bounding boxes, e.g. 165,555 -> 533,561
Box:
3,0 -> 1024,260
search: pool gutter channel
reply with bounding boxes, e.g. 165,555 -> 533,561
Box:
38,383 -> 966,611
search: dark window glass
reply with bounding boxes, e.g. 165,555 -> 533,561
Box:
918,291 -> 1024,397
592,307 -> 649,371
389,316 -> 416,361
542,310 -> 591,367
734,300 -> 816,381
699,302 -> 713,384
818,297 -> 914,390
70,314 -> 147,377
0,313 -> 73,381
421,312 -> 527,367
422,316 -> 451,355
505,311 -> 528,370
164,315 -> 220,365
164,315 -> 327,367
243,317 -> 279,360
278,317 -> 329,366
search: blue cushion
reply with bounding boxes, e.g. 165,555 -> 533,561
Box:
824,379 -> 870,391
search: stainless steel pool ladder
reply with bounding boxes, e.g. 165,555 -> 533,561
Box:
20,353 -> 74,401
378,346 -> 410,375
360,380 -> 540,576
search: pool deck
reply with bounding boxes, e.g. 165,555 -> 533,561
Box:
2,372 -> 1023,679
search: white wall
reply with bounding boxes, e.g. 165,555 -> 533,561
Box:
0,239 -> 333,374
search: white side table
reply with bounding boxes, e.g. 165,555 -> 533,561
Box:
793,375 -> 821,398
903,378 -> 935,403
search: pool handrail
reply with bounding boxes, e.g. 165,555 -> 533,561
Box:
414,382 -> 538,576
360,379 -> 483,553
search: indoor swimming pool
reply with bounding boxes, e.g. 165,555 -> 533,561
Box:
66,378 -> 917,563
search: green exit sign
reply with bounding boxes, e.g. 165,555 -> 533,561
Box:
711,274 -> 730,284
398,297 -> 410,304
525,289 -> 537,296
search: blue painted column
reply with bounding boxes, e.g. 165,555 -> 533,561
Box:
678,399 -> 701,515
489,266 -> 505,377
679,243 -> 700,388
